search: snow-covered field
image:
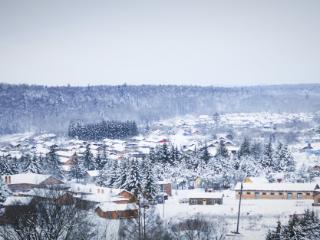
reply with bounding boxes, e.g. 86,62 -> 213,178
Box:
158,189 -> 319,239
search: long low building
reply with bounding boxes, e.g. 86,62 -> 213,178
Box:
235,182 -> 319,200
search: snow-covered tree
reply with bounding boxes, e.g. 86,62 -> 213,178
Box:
69,153 -> 85,182
261,140 -> 274,171
251,142 -> 262,161
266,210 -> 320,240
25,154 -> 43,174
97,160 -> 118,187
95,151 -> 104,170
143,164 -> 159,201
82,144 -> 95,170
45,145 -> 63,179
238,137 -> 251,159
122,159 -> 142,196
200,143 -> 211,165
215,140 -> 229,159
0,156 -> 14,175
0,176 -> 11,207
272,142 -> 296,173
114,159 -> 128,188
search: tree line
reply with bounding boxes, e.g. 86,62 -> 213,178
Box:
68,120 -> 138,140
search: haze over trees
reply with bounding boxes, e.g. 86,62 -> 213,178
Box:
1,83 -> 319,134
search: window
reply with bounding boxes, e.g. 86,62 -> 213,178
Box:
190,199 -> 197,205
255,192 -> 260,198
287,192 -> 292,199
297,193 -> 302,199
262,192 -> 267,195
306,192 -> 311,196
246,192 -> 251,195
270,192 -> 275,195
279,192 -> 283,195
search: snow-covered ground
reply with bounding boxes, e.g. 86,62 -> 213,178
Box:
157,189 -> 319,239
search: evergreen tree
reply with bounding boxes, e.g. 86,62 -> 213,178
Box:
95,151 -> 105,170
45,145 -> 63,179
200,143 -> 211,165
281,144 -> 295,172
160,143 -> 171,165
114,159 -> 128,188
215,140 -> 229,159
274,143 -> 295,173
98,160 -> 118,187
69,153 -> 85,182
25,154 -> 43,174
266,221 -> 281,240
0,156 -> 14,175
21,154 -> 32,172
262,140 -> 274,171
251,142 -> 262,161
83,144 -> 95,170
122,159 -> 142,197
267,210 -> 320,240
238,137 -> 251,159
143,164 -> 159,202
0,176 -> 11,207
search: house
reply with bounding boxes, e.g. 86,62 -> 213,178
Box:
158,180 -> 172,196
2,173 -> 64,192
235,182 -> 318,200
56,150 -> 77,165
0,196 -> 36,224
95,202 -> 138,219
85,170 -> 100,182
188,191 -> 223,205
312,189 -> 320,206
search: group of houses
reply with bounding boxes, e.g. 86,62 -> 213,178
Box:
0,173 -> 140,224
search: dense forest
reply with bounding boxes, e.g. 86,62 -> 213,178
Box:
0,83 -> 320,134
68,120 -> 138,140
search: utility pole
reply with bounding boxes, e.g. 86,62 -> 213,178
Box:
143,205 -> 146,240
162,194 -> 165,218
235,182 -> 243,234
138,197 -> 141,240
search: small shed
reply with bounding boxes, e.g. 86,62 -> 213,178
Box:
188,192 -> 224,205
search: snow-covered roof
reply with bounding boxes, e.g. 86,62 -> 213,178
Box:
2,173 -> 53,185
56,150 -> 75,158
244,177 -> 269,184
23,188 -> 67,198
66,183 -> 126,202
98,202 -> 137,212
235,182 -> 319,192
86,170 -> 100,177
157,180 -> 171,185
3,196 -> 33,206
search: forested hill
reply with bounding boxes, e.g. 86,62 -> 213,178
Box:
1,83 -> 320,134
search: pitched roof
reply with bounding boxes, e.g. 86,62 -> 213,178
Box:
98,202 -> 137,212
3,196 -> 33,206
235,182 -> 319,192
2,173 -> 53,185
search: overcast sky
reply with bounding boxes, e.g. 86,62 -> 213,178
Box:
0,0 -> 320,86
